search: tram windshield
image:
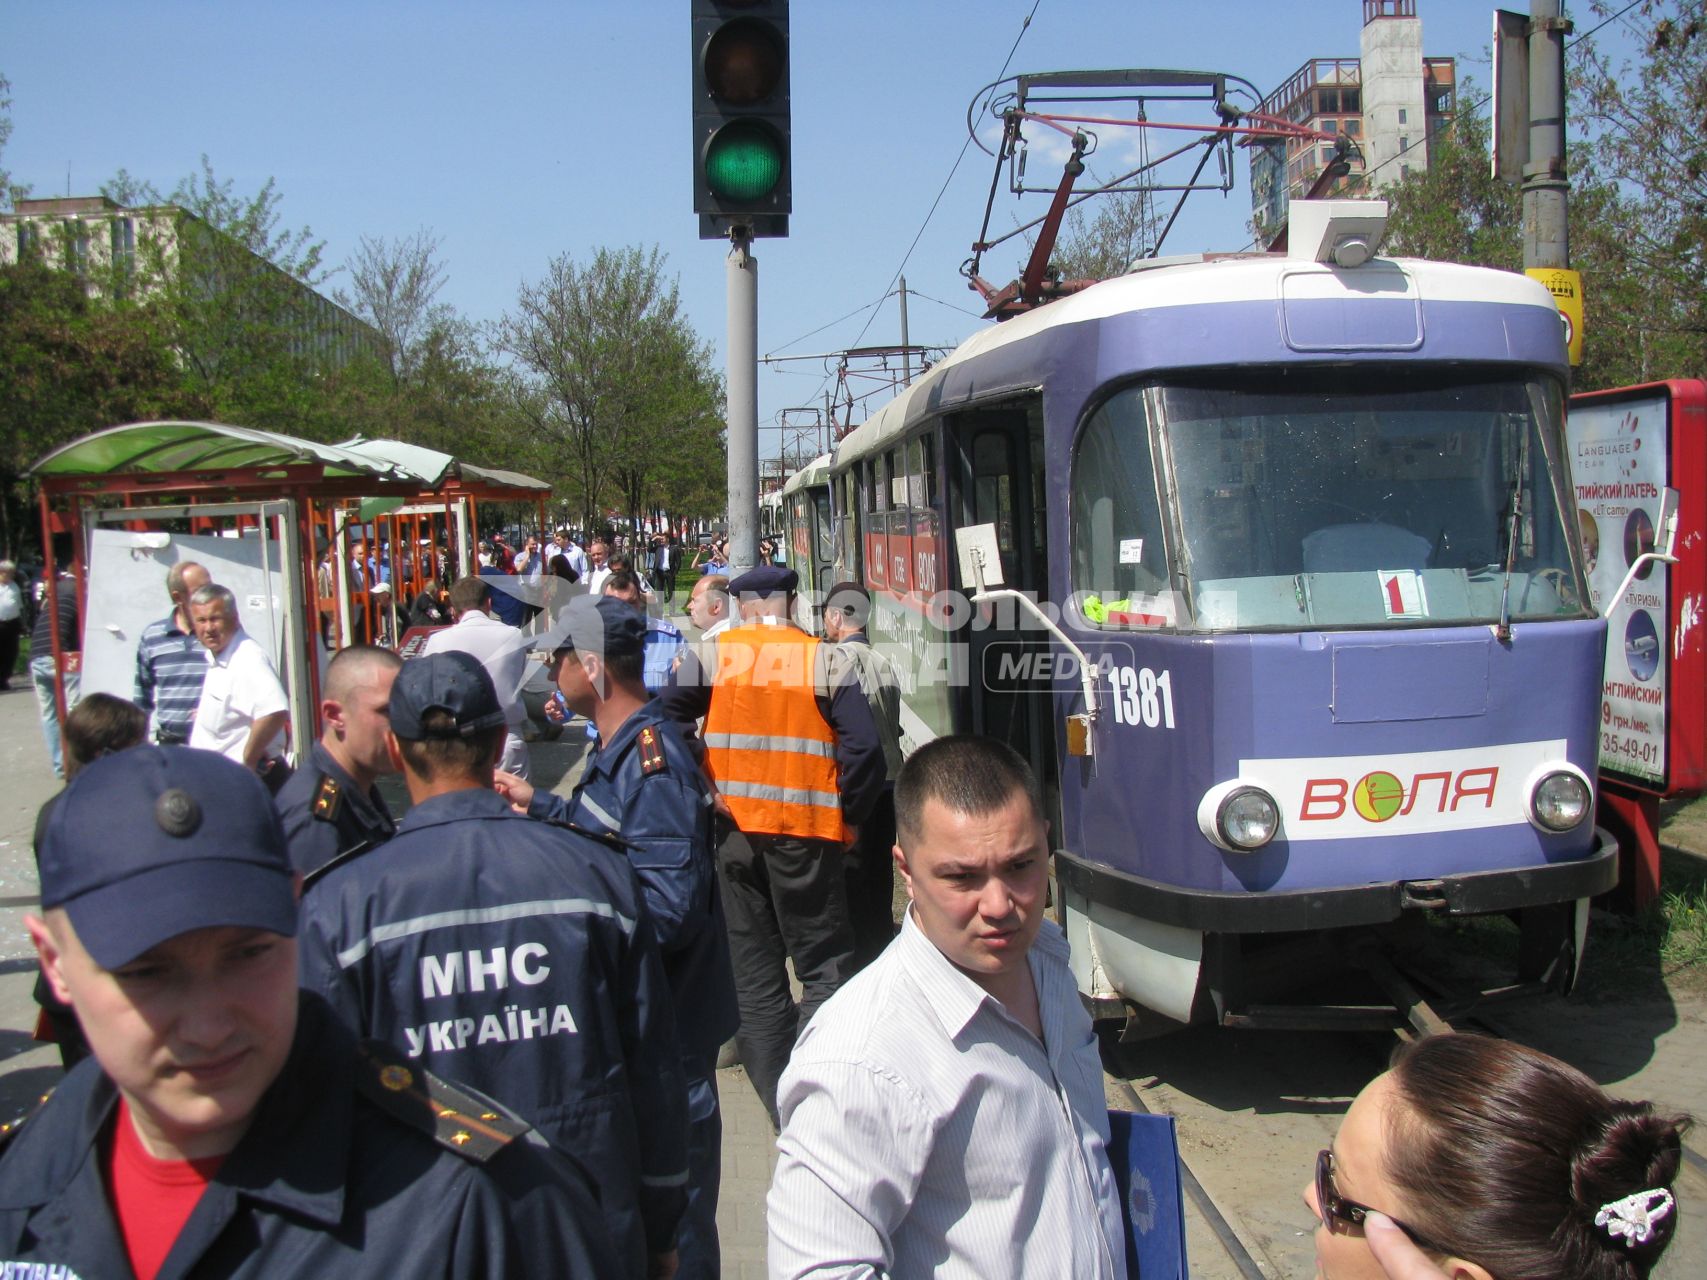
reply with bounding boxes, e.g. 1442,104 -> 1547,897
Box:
1072,368 -> 1590,632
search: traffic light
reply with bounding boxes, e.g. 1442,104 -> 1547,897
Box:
692,0 -> 790,239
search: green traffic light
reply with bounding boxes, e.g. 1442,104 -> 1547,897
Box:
705,121 -> 783,202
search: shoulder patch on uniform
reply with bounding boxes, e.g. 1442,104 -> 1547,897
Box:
637,725 -> 668,776
311,774 -> 343,823
355,1039 -> 528,1164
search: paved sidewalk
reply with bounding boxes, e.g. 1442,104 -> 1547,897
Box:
716,1066 -> 780,1280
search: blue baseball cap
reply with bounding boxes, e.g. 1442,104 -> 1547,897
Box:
390,651 -> 508,739
38,747 -> 296,969
729,564 -> 799,598
533,595 -> 646,658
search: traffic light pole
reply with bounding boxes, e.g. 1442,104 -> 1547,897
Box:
726,226 -> 759,573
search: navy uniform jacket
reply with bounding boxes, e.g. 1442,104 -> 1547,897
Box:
273,741 -> 396,880
528,700 -> 738,1065
297,787 -> 689,1271
0,994 -> 621,1278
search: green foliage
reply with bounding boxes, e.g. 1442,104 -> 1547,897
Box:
494,245 -> 726,531
0,88 -> 719,548
1571,0 -> 1707,385
1383,92 -> 1521,270
0,72 -> 25,210
1049,190 -> 1166,282
0,259 -> 185,553
336,229 -> 450,386
103,157 -> 349,431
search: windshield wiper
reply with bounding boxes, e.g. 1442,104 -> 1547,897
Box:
1495,426 -> 1530,643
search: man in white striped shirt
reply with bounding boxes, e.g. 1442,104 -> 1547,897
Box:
768,736 -> 1127,1279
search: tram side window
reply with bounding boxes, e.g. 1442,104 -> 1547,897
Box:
812,490 -> 833,566
1071,392 -> 1169,627
839,471 -> 862,578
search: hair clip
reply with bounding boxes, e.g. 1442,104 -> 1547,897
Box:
1594,1188 -> 1675,1247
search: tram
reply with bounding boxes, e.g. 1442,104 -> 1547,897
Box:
780,452 -> 836,600
791,201 -> 1621,1031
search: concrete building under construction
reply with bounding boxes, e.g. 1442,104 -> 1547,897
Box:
1249,1 -> 1456,245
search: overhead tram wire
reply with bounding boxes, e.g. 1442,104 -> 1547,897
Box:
765,296 -> 889,358
786,0 -> 1045,420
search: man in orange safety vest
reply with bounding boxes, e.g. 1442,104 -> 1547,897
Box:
662,564 -> 885,1130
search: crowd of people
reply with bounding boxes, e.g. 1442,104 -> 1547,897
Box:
0,535 -> 1692,1278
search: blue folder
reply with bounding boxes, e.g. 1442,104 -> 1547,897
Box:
1106,1108 -> 1189,1279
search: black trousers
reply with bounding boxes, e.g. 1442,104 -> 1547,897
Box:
843,786 -> 898,972
716,824 -> 856,1131
0,618 -> 19,690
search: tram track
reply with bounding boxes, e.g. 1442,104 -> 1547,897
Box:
1107,1073 -> 1268,1279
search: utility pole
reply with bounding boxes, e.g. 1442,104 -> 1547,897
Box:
1496,3 -> 1582,364
726,229 -> 759,571
1523,0 -> 1570,272
899,276 -> 912,386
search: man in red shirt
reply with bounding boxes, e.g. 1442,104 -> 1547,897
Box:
3,747 -> 620,1277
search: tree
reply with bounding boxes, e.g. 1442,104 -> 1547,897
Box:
337,229 -> 451,386
103,157 -> 347,431
494,245 -> 725,533
1571,1 -> 1707,383
0,259 -> 184,555
605,319 -> 725,525
0,72 -> 27,210
1382,88 -> 1521,270
1048,189 -> 1166,282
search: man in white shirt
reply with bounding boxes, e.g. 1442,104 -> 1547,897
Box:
585,537 -> 612,596
767,735 -> 1127,1280
420,575 -> 533,780
187,584 -> 289,774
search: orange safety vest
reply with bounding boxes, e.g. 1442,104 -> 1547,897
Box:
702,622 -> 847,843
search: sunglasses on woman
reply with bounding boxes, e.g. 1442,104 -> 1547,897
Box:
1314,1149 -> 1445,1254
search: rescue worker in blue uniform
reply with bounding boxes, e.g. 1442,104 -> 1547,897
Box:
273,644 -> 401,881
6,746 -> 619,1278
497,595 -> 737,1279
297,650 -> 690,1278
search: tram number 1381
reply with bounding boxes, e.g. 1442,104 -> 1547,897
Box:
1108,666 -> 1176,729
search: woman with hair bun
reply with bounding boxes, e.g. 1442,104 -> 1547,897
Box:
1305,1034 -> 1689,1279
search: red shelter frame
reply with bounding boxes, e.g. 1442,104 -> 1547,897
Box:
29,421 -> 550,743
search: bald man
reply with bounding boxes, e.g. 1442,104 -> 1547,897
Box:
134,560 -> 212,745
273,645 -> 403,882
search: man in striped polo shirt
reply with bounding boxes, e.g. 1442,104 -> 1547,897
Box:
134,561 -> 211,745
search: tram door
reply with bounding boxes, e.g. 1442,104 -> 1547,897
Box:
947,400 -> 1051,780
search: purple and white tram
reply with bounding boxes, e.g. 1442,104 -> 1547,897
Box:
805,202 -> 1617,1030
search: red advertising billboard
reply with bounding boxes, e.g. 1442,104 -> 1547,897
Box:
1567,380 -> 1705,798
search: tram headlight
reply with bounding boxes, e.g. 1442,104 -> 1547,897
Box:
1198,781 -> 1281,853
1527,764 -> 1593,833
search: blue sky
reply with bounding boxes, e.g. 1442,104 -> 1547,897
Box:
3,1 -> 1618,464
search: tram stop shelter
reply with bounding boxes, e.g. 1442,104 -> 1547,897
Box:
28,420 -> 552,755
